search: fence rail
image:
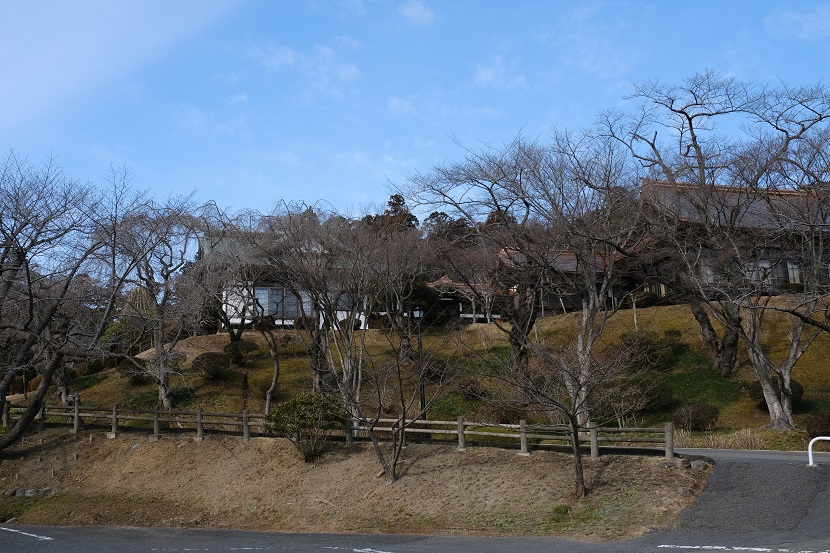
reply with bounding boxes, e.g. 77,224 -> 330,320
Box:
1,401 -> 674,460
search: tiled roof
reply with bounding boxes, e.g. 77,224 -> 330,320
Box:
641,180 -> 828,230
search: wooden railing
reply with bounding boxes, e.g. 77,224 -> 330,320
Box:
2,402 -> 674,460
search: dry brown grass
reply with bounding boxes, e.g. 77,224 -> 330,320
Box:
0,429 -> 707,540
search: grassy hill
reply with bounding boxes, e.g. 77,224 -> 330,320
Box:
3,301 -> 826,536
44,302 -> 830,451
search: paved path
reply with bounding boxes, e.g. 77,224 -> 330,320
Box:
642,448 -> 830,550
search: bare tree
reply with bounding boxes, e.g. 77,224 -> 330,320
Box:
405,133 -> 641,427
0,155 -> 143,451
608,70 -> 830,429
363,194 -> 429,360
113,196 -> 203,409
359,332 -> 455,484
260,205 -> 386,415
405,138 -> 546,379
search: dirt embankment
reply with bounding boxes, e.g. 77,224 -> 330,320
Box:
0,429 -> 707,540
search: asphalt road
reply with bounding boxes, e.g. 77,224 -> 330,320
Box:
3,449 -> 830,553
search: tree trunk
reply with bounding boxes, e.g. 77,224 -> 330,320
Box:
0,367 -> 22,420
688,299 -> 739,376
56,367 -> 73,406
398,332 -> 412,362
261,331 -> 281,415
508,328 -> 530,378
747,347 -> 795,430
0,354 -> 62,452
158,370 -> 173,410
718,328 -> 740,377
307,328 -> 328,394
568,414 -> 587,499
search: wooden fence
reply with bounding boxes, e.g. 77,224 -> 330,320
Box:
2,401 -> 674,460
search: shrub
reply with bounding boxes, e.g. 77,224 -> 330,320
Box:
166,351 -> 187,369
548,504 -> 570,524
223,340 -> 257,366
458,378 -> 488,400
618,331 -> 674,372
293,316 -> 316,330
631,291 -> 659,308
77,356 -> 119,376
644,378 -> 676,412
805,411 -> 830,439
115,358 -> 152,385
420,352 -> 451,382
663,329 -> 682,344
747,379 -> 804,408
338,317 -> 362,330
265,393 -> 341,462
192,352 -> 232,381
673,403 -> 719,431
485,404 -> 526,425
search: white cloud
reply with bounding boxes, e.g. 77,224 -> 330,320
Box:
398,0 -> 435,25
175,106 -> 208,132
309,0 -> 366,20
251,42 -> 297,70
474,56 -> 526,89
230,93 -> 248,105
764,6 -> 830,41
339,148 -> 417,183
251,39 -> 358,97
213,72 -> 240,85
542,4 -> 638,79
305,45 -> 359,96
387,96 -> 416,116
173,104 -> 251,139
270,150 -> 302,166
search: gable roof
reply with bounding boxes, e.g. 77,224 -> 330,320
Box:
640,179 -> 829,231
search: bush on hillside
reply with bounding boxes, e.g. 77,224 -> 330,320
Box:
420,352 -> 451,382
618,331 -> 676,372
458,378 -> 488,400
642,377 -> 676,413
673,403 -> 718,431
115,358 -> 152,385
805,411 -> 830,438
192,352 -> 232,381
265,393 -> 341,462
223,340 -> 257,366
293,316 -> 316,330
76,356 -> 119,376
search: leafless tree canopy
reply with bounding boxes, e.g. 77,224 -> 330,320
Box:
605,70 -> 830,430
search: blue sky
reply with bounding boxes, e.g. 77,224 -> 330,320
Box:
3,0 -> 830,216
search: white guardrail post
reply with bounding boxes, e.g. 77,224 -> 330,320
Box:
808,436 -> 830,466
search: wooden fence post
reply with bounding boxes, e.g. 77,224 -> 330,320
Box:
664,422 -> 674,461
242,410 -> 250,441
71,400 -> 81,434
589,422 -> 599,459
151,405 -> 161,441
344,416 -> 353,445
194,408 -> 204,441
457,415 -> 466,451
519,419 -> 530,456
37,402 -> 46,431
107,405 -> 118,438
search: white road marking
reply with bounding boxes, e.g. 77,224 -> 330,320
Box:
658,546 -> 830,553
323,547 -> 395,553
0,526 -> 54,541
